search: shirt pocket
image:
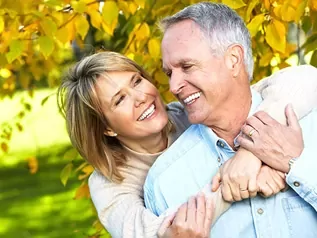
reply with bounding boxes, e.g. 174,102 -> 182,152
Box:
282,195 -> 317,238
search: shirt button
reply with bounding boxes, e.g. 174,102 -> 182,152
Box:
220,142 -> 224,147
294,181 -> 300,187
217,157 -> 221,162
257,208 -> 264,215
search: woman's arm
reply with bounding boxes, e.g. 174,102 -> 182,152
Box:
89,171 -> 164,238
213,65 -> 317,202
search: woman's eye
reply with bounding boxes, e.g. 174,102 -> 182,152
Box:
115,95 -> 125,106
134,77 -> 142,86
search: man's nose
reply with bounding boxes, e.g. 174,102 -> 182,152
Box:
169,73 -> 185,95
133,89 -> 147,107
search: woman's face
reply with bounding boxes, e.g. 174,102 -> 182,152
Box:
95,71 -> 169,143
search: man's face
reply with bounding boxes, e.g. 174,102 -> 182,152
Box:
161,20 -> 236,126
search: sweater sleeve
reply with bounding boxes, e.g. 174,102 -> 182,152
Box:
88,171 -> 164,238
252,65 -> 317,123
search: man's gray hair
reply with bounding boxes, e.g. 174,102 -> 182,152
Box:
159,2 -> 254,81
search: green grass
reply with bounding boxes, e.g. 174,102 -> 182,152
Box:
0,89 -> 108,238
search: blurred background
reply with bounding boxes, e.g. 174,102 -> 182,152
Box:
1,0 -> 316,237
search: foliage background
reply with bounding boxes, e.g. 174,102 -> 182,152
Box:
1,0 -> 316,237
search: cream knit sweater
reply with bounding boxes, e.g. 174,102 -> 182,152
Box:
89,65 -> 317,238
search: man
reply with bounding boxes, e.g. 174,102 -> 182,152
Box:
144,2 -> 317,237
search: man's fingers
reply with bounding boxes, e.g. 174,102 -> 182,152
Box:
258,182 -> 273,197
158,213 -> 175,237
285,104 -> 300,130
211,172 -> 221,192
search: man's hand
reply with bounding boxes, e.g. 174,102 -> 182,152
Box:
211,148 -> 261,202
158,193 -> 213,238
238,104 -> 304,173
257,165 -> 286,197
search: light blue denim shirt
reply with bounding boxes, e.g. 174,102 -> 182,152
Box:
144,90 -> 317,238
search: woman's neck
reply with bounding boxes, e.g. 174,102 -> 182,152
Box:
119,132 -> 168,154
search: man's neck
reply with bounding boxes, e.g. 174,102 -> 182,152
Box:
209,89 -> 252,148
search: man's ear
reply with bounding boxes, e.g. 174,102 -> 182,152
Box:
225,44 -> 244,78
104,128 -> 118,137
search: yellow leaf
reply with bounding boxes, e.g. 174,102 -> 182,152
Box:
281,2 -> 296,22
0,68 -> 12,78
118,0 -> 131,18
259,51 -> 273,67
40,18 -> 57,37
56,25 -> 71,44
0,16 -> 4,34
75,14 -> 89,40
265,20 -> 286,53
247,14 -> 265,37
82,165 -> 94,174
273,5 -> 282,19
1,142 -> 8,153
128,1 -> 138,14
27,157 -> 38,174
154,70 -> 169,85
87,10 -> 102,29
295,0 -> 307,23
102,1 -> 119,25
263,0 -> 270,10
245,0 -> 259,22
134,0 -> 145,8
74,182 -> 90,199
38,36 -> 55,59
222,0 -> 246,9
135,23 -> 150,40
60,163 -> 73,186
309,0 -> 317,11
148,38 -> 161,59
6,39 -> 24,63
72,0 -> 87,13
162,90 -> 176,103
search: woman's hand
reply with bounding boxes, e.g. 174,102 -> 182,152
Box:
158,193 -> 214,238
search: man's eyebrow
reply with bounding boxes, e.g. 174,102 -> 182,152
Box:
110,73 -> 138,104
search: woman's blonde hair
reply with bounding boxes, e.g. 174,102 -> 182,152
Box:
57,51 -> 172,183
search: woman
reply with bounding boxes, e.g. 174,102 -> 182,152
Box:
58,51 -> 317,237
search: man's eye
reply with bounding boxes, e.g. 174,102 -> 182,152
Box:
134,77 -> 142,86
115,95 -> 125,106
183,65 -> 192,70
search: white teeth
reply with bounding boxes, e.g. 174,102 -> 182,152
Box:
138,104 -> 155,121
183,92 -> 201,104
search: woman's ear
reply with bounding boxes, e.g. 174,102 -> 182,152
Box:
104,128 -> 118,137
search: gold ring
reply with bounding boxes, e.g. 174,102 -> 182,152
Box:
248,128 -> 256,137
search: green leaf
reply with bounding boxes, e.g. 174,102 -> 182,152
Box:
6,40 -> 24,63
75,14 -> 89,40
60,163 -> 73,186
302,33 -> 317,54
102,1 -> 119,25
38,36 -> 55,59
310,50 -> 317,67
